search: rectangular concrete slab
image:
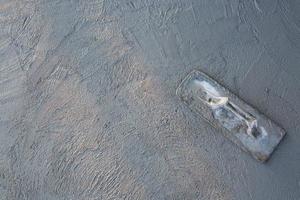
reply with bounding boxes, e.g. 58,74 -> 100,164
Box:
177,70 -> 286,162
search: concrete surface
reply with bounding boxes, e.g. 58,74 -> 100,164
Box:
0,0 -> 299,199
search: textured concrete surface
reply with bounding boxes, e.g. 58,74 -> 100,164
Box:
0,0 -> 299,199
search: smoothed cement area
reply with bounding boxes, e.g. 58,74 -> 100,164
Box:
0,0 -> 299,199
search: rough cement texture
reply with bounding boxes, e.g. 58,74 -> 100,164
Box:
0,0 -> 299,199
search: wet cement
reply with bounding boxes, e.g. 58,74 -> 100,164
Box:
0,0 -> 299,199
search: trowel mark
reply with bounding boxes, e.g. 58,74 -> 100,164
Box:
253,0 -> 263,13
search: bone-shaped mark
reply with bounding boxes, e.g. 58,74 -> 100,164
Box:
194,79 -> 260,138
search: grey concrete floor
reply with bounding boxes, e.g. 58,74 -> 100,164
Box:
0,0 -> 299,199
